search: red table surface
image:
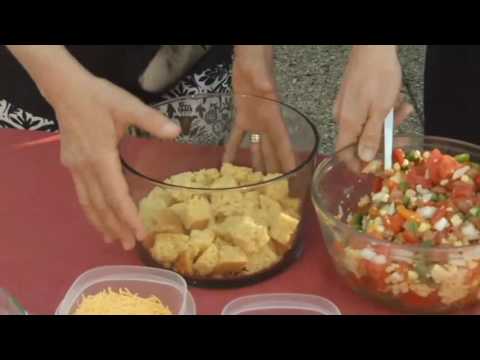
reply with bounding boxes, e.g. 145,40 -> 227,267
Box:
1,129 -> 478,315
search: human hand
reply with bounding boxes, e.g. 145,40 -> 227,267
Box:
334,45 -> 414,171
50,75 -> 180,250
223,45 -> 296,174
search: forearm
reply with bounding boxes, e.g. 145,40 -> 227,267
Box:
233,45 -> 278,95
351,45 -> 399,62
6,45 -> 92,103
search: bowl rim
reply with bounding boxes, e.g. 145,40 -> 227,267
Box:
0,288 -> 28,315
220,293 -> 341,315
312,134 -> 480,252
55,265 -> 189,315
120,93 -> 320,191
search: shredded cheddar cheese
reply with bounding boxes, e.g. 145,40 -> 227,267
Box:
73,288 -> 172,315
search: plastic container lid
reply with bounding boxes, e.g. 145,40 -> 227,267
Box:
56,265 -> 195,315
221,293 -> 341,315
0,288 -> 27,315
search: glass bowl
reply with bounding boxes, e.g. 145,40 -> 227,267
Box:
120,94 -> 319,288
312,136 -> 480,314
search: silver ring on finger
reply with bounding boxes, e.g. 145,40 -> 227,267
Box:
249,133 -> 261,144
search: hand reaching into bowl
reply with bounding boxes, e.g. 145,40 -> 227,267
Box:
334,45 -> 414,172
223,46 -> 296,174
7,46 -> 181,251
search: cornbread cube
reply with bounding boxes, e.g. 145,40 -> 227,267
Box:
244,243 -> 280,274
243,191 -> 260,209
150,233 -> 189,265
215,215 -> 270,254
270,212 -> 300,246
214,243 -> 248,275
139,188 -> 175,233
150,208 -> 185,234
259,195 -> 282,222
270,239 -> 291,256
146,187 -> 175,205
210,174 -> 239,189
170,196 -> 212,230
221,163 -> 253,184
175,251 -> 194,276
191,168 -> 221,187
193,243 -> 219,276
188,229 -> 216,259
165,172 -> 196,202
280,197 -> 302,218
243,171 -> 264,186
211,190 -> 244,218
249,208 -> 270,227
166,171 -> 195,187
261,174 -> 289,201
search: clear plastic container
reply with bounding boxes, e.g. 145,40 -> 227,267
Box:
55,266 -> 196,315
0,288 -> 27,315
221,293 -> 341,315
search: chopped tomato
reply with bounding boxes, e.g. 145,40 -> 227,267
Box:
433,230 -> 447,246
476,175 -> 480,188
401,291 -> 442,309
403,231 -> 420,244
362,259 -> 388,292
454,197 -> 474,214
439,155 -> 461,179
429,149 -> 443,163
373,243 -> 391,257
393,148 -> 406,164
452,181 -> 475,199
431,206 -> 447,225
386,179 -> 399,192
427,149 -> 461,184
385,213 -> 405,234
406,165 -> 433,188
373,176 -> 383,192
431,186 -> 448,194
468,264 -> 480,286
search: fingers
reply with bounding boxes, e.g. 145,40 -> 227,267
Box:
334,94 -> 368,153
260,135 -> 281,174
71,172 -> 110,240
223,125 -> 245,164
127,99 -> 181,139
358,108 -> 389,162
68,155 -> 143,251
251,142 -> 265,172
334,97 -> 367,173
395,102 -> 415,125
94,153 -> 147,242
83,171 -> 136,251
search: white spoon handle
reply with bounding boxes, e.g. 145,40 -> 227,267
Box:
384,109 -> 395,171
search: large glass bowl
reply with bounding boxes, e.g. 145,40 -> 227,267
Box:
312,136 -> 480,313
120,94 -> 319,288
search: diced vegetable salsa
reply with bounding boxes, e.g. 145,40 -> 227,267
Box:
335,148 -> 480,312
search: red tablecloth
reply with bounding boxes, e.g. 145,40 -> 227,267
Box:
1,129 -> 478,315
